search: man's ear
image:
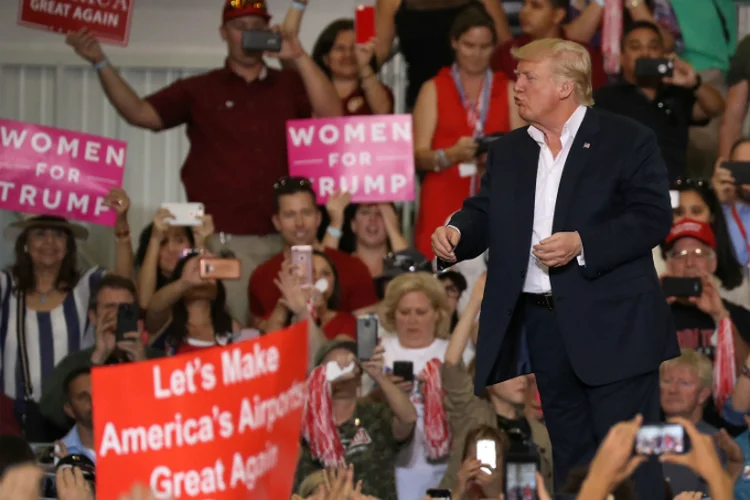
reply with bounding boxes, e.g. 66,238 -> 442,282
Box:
697,386 -> 712,406
63,402 -> 74,421
272,214 -> 282,233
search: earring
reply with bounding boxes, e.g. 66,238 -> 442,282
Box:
23,245 -> 28,253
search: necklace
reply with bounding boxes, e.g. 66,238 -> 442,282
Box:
36,288 -> 54,304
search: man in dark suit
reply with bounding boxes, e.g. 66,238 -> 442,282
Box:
432,38 -> 679,498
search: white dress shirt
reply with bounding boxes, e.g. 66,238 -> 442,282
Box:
523,105 -> 588,294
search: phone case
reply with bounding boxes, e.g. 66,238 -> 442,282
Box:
291,245 -> 314,286
199,258 -> 241,280
357,315 -> 378,360
116,303 -> 139,341
661,277 -> 702,298
161,202 -> 204,227
724,162 -> 750,185
392,360 -> 414,381
355,5 -> 376,44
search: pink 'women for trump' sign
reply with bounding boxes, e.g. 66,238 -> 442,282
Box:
286,115 -> 415,203
0,119 -> 127,226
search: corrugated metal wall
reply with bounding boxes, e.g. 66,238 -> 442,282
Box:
0,57 -> 408,270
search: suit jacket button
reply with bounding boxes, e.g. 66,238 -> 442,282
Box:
507,309 -> 512,316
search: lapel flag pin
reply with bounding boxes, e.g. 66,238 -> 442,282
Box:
583,142 -> 590,148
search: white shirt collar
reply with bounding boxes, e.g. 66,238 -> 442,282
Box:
527,104 -> 588,147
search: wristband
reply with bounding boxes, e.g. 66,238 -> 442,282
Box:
291,0 -> 307,10
93,58 -> 109,71
326,226 -> 342,239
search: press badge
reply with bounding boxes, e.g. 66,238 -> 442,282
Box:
459,163 -> 478,178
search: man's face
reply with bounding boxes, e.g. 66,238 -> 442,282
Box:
64,374 -> 93,430
731,142 -> 750,202
665,237 -> 717,278
514,58 -> 566,124
88,287 -> 137,338
219,15 -> 269,66
272,192 -> 321,246
519,0 -> 565,40
620,27 -> 664,83
660,365 -> 707,417
488,375 -> 528,405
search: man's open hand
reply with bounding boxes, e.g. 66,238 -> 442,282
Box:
533,232 -> 582,267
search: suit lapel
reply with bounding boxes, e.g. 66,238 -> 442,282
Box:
514,131 -> 541,241
552,108 -> 601,233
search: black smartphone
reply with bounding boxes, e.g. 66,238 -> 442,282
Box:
723,161 -> 750,185
634,423 -> 691,455
356,315 -> 378,360
475,132 -> 505,156
393,360 -> 414,381
426,489 -> 451,499
662,277 -> 702,298
116,303 -> 139,342
504,455 -> 539,500
241,30 -> 282,52
635,57 -> 674,78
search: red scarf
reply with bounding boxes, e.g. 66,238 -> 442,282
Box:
714,318 -> 736,408
422,358 -> 451,460
300,365 -> 347,468
602,0 -> 623,74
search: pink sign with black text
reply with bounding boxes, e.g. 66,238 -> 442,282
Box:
286,114 -> 414,203
0,119 -> 127,226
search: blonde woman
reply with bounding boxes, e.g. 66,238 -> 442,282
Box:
379,272 -> 474,500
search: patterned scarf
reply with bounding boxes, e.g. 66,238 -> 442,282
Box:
714,318 -> 736,408
300,365 -> 347,468
602,0 -> 623,74
422,358 -> 451,459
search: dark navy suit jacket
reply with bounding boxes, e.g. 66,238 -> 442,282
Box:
448,107 -> 680,392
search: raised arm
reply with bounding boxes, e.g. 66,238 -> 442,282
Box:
105,188 -> 134,279
66,29 -> 164,131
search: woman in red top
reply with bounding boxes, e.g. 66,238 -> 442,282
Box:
145,251 -> 241,355
311,19 -> 394,116
267,250 -> 356,340
413,3 -> 522,259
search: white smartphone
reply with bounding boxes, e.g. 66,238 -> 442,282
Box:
669,190 -> 680,209
291,245 -> 313,287
161,202 -> 205,227
476,439 -> 497,472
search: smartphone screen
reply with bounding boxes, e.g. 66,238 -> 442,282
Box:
505,461 -> 538,500
476,439 -> 497,472
635,424 -> 689,455
290,245 -> 313,287
355,5 -> 375,44
356,315 -> 378,360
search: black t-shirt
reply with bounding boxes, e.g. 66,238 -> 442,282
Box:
670,300 -> 750,435
594,82 -> 699,183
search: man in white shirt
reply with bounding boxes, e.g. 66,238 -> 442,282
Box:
432,38 -> 678,498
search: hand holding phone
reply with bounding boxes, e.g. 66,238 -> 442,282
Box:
116,303 -> 139,342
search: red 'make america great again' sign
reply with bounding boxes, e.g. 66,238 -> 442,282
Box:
17,0 -> 134,46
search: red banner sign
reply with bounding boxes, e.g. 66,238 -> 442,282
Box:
17,0 -> 134,46
92,322 -> 309,499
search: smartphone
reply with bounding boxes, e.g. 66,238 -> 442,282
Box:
504,458 -> 539,500
41,471 -> 57,499
634,423 -> 691,455
116,303 -> 139,342
199,257 -> 241,280
291,245 -> 314,287
356,315 -> 378,360
392,360 -> 414,381
355,5 -> 376,45
662,277 -> 702,298
669,190 -> 680,209
477,438 -> 497,474
160,202 -> 204,227
426,489 -> 451,500
635,57 -> 674,78
241,30 -> 282,52
723,161 -> 750,185
475,132 -> 505,156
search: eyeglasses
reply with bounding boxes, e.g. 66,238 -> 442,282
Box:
273,176 -> 312,190
666,248 -> 715,260
227,0 -> 266,9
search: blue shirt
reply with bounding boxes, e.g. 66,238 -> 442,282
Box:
722,202 -> 750,267
61,424 -> 96,464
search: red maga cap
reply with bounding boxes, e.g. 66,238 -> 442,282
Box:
665,218 -> 716,250
223,0 -> 271,23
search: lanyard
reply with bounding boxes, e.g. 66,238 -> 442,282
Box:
451,64 -> 493,139
730,203 -> 750,264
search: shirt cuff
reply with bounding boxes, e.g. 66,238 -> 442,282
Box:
447,225 -> 461,237
577,244 -> 586,266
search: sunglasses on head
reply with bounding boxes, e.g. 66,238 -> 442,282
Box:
672,177 -> 713,190
273,177 -> 312,190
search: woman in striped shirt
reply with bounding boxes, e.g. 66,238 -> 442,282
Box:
0,188 -> 134,440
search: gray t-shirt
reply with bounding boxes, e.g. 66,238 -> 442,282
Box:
663,421 -> 725,495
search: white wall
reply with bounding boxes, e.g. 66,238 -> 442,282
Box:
0,0 -> 405,270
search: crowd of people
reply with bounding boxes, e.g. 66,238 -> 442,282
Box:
1,0 -> 750,499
